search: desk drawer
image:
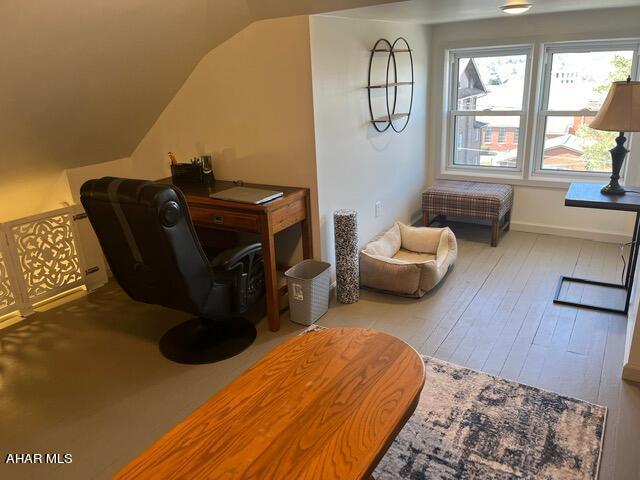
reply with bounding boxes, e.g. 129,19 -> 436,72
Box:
189,207 -> 260,232
271,198 -> 306,233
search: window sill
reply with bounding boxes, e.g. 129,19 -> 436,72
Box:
528,171 -> 611,186
437,169 -> 613,190
440,167 -> 523,180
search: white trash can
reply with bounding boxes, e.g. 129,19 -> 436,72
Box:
285,260 -> 331,325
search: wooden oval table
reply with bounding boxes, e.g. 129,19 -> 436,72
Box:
115,328 -> 425,479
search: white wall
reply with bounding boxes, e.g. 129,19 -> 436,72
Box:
309,15 -> 430,270
624,284 -> 640,382
0,171 -> 74,223
65,157 -> 135,203
428,6 -> 640,243
129,16 -> 320,264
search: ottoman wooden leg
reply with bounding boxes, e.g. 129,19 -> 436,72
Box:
505,210 -> 512,232
491,219 -> 499,247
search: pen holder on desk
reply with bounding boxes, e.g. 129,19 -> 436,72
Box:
170,163 -> 212,184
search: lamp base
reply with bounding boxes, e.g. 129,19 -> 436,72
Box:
601,181 -> 626,196
601,132 -> 628,196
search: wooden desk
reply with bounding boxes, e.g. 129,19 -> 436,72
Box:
554,182 -> 640,314
115,328 -> 425,480
161,178 -> 313,331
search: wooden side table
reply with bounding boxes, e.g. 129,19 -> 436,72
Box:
554,182 -> 640,314
115,328 -> 425,479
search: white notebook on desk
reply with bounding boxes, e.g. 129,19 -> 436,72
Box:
209,187 -> 283,204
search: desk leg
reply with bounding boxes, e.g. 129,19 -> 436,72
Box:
261,216 -> 280,332
301,192 -> 314,259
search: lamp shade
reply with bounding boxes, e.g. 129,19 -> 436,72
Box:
590,80 -> 640,132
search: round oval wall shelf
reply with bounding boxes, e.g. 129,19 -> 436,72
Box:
368,37 -> 414,133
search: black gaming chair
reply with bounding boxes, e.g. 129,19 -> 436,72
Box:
80,177 -> 264,364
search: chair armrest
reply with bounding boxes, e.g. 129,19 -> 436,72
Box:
211,243 -> 264,314
212,243 -> 263,271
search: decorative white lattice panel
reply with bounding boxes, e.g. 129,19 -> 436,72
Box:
0,248 -> 17,315
0,205 -> 106,319
11,213 -> 83,301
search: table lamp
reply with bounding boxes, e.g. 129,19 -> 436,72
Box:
590,76 -> 640,195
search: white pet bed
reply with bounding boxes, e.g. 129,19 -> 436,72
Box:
360,222 -> 457,297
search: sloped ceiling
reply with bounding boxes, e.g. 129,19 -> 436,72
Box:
0,0 -> 399,179
246,0 -> 405,19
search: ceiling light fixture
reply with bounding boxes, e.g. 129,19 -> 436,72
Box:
500,2 -> 532,15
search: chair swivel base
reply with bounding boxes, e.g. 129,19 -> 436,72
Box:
159,316 -> 257,364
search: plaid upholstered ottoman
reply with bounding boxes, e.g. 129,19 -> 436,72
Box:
422,180 -> 513,247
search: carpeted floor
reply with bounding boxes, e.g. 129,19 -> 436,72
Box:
376,357 -> 607,480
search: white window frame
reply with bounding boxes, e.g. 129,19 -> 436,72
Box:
531,39 -> 640,180
444,45 -> 534,175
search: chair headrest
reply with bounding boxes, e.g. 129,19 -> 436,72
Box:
80,177 -> 179,207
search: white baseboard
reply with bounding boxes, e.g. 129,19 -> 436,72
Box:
511,221 -> 631,244
622,361 -> 640,383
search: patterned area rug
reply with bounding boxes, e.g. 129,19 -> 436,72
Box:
375,357 -> 607,480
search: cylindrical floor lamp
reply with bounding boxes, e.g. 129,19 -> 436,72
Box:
334,209 -> 359,304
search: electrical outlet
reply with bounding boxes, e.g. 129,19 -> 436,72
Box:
375,201 -> 383,218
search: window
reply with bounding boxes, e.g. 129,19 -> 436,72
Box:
498,127 -> 507,144
484,127 -> 492,143
535,41 -> 640,174
448,46 -> 532,170
444,40 -> 640,180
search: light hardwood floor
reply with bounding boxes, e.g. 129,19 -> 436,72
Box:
1,227 -> 639,479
